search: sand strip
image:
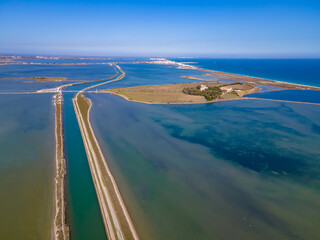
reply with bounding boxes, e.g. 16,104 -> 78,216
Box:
53,93 -> 70,240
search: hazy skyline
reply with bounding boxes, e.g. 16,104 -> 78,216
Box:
1,0 -> 319,58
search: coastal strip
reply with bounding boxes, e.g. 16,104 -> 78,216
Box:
73,64 -> 139,240
139,58 -> 320,91
101,81 -> 259,104
53,93 -> 70,240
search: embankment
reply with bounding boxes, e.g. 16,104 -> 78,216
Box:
54,93 -> 70,240
72,64 -> 139,240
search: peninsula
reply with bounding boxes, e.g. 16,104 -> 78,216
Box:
98,59 -> 320,104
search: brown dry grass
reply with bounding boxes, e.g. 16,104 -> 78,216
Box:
105,82 -> 258,104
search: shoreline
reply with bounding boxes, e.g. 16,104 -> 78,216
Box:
53,93 -> 70,240
144,58 -> 320,89
172,59 -> 320,89
183,68 -> 320,90
197,68 -> 320,89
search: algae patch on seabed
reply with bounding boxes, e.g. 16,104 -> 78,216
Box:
88,94 -> 320,240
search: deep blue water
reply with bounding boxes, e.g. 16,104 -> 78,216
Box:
248,90 -> 320,104
172,59 -> 320,87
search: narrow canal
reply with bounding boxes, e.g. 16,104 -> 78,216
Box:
63,93 -> 107,240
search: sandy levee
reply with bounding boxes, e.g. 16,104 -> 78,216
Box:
25,77 -> 67,83
53,93 -> 69,240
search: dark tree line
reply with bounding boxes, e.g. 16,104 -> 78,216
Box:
183,85 -> 223,101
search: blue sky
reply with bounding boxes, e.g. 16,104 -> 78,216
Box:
0,0 -> 319,57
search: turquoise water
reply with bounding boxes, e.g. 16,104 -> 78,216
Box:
63,93 -> 106,240
173,59 -> 320,87
89,93 -> 320,240
0,94 -> 55,239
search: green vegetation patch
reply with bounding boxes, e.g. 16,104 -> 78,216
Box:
183,85 -> 223,101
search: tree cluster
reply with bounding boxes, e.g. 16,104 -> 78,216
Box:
183,85 -> 223,101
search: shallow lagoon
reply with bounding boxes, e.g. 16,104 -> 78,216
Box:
0,64 -> 116,92
89,93 -> 320,240
0,94 -> 55,239
1,60 -> 320,240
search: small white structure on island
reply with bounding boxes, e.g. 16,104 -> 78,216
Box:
220,86 -> 233,93
200,84 -> 208,91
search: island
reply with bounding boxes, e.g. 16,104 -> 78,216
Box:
102,82 -> 259,104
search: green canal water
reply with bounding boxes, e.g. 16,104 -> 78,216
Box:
88,93 -> 320,240
0,94 -> 55,239
63,93 -> 107,240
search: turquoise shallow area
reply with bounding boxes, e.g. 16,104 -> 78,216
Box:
89,93 -> 320,240
0,94 -> 55,239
